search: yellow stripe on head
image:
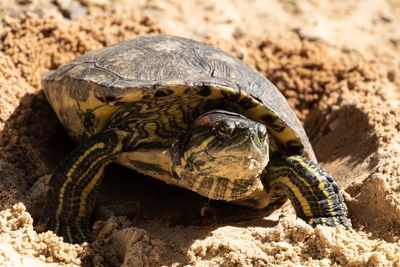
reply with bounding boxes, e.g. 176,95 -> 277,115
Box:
183,136 -> 215,162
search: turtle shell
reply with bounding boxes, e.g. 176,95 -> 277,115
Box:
43,35 -> 316,162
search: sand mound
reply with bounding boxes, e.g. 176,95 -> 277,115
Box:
0,203 -> 85,266
0,1 -> 399,266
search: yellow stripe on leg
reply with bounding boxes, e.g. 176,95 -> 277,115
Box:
269,176 -> 313,218
266,155 -> 351,228
75,139 -> 125,228
268,164 -> 323,218
290,156 -> 337,222
55,142 -> 106,233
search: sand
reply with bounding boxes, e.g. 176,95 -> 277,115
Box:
0,0 -> 399,266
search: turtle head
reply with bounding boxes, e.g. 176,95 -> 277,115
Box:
171,110 -> 270,200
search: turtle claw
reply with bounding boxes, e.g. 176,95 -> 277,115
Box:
308,216 -> 352,229
56,221 -> 90,244
36,216 -> 91,244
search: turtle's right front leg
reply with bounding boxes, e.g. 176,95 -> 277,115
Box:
36,129 -> 127,244
262,154 -> 352,228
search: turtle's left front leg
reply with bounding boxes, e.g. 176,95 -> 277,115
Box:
262,154 -> 352,228
36,129 -> 128,243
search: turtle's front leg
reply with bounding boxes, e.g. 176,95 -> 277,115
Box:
36,129 -> 127,244
262,154 -> 352,228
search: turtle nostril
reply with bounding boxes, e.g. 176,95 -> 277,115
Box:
216,120 -> 235,137
258,124 -> 267,140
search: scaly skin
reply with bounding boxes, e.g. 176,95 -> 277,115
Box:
262,154 -> 352,228
37,129 -> 127,243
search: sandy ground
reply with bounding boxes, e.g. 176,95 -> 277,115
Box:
0,0 -> 400,266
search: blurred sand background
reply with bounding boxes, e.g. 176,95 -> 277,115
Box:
0,0 -> 400,266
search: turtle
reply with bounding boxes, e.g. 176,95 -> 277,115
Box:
38,35 -> 351,244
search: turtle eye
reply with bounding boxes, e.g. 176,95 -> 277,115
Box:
215,120 -> 235,137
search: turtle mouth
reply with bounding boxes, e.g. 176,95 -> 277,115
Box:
207,135 -> 269,164
181,152 -> 266,200
185,144 -> 269,181
205,152 -> 269,178
250,135 -> 269,160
